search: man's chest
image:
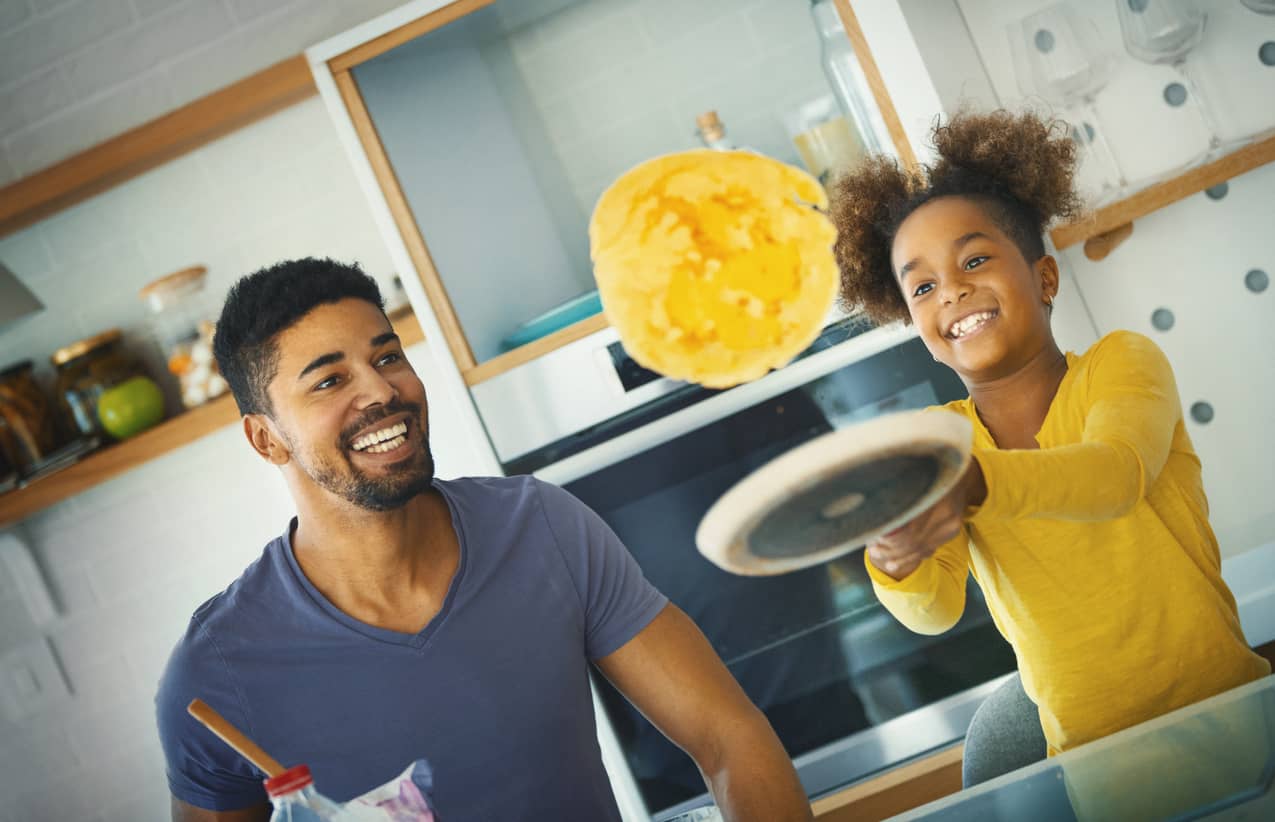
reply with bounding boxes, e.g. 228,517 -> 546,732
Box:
232,586 -> 594,800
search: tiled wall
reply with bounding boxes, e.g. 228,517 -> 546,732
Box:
0,0 -> 410,185
505,0 -> 838,220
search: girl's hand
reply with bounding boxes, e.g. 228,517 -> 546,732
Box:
867,457 -> 985,580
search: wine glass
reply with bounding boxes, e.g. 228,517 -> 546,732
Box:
1007,4 -> 1128,200
1240,0 -> 1275,14
1115,0 -> 1229,157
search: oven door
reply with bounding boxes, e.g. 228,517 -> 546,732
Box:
545,329 -> 1016,819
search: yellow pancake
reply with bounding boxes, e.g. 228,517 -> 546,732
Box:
589,149 -> 838,388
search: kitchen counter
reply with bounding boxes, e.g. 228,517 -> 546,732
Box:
895,673 -> 1275,821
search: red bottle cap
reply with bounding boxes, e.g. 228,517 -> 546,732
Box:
264,765 -> 313,798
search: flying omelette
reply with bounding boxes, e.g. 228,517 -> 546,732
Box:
588,149 -> 839,389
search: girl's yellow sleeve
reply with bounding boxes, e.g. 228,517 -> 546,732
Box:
973,331 -> 1181,522
864,534 -> 971,635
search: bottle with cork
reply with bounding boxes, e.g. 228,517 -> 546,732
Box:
695,111 -> 738,152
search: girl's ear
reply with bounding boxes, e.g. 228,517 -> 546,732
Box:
1037,255 -> 1061,306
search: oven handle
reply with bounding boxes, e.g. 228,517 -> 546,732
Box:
536,323 -> 918,485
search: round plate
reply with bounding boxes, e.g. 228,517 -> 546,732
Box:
695,409 -> 973,576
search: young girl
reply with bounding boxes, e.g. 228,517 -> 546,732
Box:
827,110 -> 1268,762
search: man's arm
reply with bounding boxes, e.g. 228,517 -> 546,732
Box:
595,604 -> 812,822
171,797 -> 270,822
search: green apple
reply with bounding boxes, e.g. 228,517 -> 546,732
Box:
97,376 -> 165,440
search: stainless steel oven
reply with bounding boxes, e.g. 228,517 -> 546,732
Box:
471,318 -> 1016,820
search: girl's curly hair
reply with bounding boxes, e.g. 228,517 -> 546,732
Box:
829,109 -> 1083,325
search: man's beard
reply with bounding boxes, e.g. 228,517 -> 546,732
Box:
290,401 -> 436,511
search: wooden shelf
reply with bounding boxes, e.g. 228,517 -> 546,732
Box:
1050,132 -> 1275,253
0,55 -> 316,239
812,744 -> 963,821
0,309 -> 423,528
463,313 -> 609,386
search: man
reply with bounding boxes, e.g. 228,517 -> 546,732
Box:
156,258 -> 811,821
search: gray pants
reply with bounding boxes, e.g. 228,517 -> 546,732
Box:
962,673 -> 1049,787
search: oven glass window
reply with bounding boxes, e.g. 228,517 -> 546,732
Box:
565,337 -> 1017,814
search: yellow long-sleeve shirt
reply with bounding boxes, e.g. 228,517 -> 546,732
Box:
866,330 -> 1269,753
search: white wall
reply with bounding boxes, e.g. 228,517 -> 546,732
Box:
0,0 -> 412,185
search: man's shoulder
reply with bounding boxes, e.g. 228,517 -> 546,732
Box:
168,531 -> 291,664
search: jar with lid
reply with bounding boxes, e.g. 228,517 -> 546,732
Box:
139,265 -> 228,409
0,360 -> 63,475
52,330 -> 166,443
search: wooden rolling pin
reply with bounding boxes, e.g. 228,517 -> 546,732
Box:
187,698 -> 285,778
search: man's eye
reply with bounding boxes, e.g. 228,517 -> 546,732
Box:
964,255 -> 989,270
314,376 -> 339,391
912,282 -> 934,298
376,352 -> 401,367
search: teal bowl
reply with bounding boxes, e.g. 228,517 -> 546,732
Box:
500,290 -> 604,351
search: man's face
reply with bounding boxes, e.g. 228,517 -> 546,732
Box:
263,298 -> 434,511
891,197 -> 1054,382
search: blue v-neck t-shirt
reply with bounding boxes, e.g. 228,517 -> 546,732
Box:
156,475 -> 668,819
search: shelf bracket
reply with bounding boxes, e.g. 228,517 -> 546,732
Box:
1082,222 -> 1134,262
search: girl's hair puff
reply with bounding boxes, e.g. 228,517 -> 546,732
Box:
829,109 -> 1083,325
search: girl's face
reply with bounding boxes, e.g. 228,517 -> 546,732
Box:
891,197 -> 1058,383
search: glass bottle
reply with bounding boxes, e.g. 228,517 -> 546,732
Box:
809,0 -> 886,157
265,765 -> 343,822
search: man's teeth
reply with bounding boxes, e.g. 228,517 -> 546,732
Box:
351,422 -> 408,452
948,311 -> 995,339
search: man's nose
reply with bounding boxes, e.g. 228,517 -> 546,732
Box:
354,366 -> 398,407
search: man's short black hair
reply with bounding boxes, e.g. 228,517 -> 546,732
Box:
213,257 -> 385,416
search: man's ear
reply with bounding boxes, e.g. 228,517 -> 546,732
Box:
1038,254 -> 1061,304
243,414 -> 290,465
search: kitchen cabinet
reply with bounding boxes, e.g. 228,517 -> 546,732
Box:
308,0 -> 909,388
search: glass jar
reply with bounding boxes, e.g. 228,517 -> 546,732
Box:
0,360 -> 63,474
52,330 -> 165,443
784,94 -> 870,186
139,266 -> 228,409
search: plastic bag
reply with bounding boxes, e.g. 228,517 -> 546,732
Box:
338,760 -> 438,821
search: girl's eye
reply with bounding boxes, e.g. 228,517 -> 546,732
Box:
376,352 -> 402,367
912,282 -> 935,298
964,255 -> 989,271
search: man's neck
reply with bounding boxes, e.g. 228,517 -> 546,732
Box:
966,340 -> 1068,450
290,487 -> 459,634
